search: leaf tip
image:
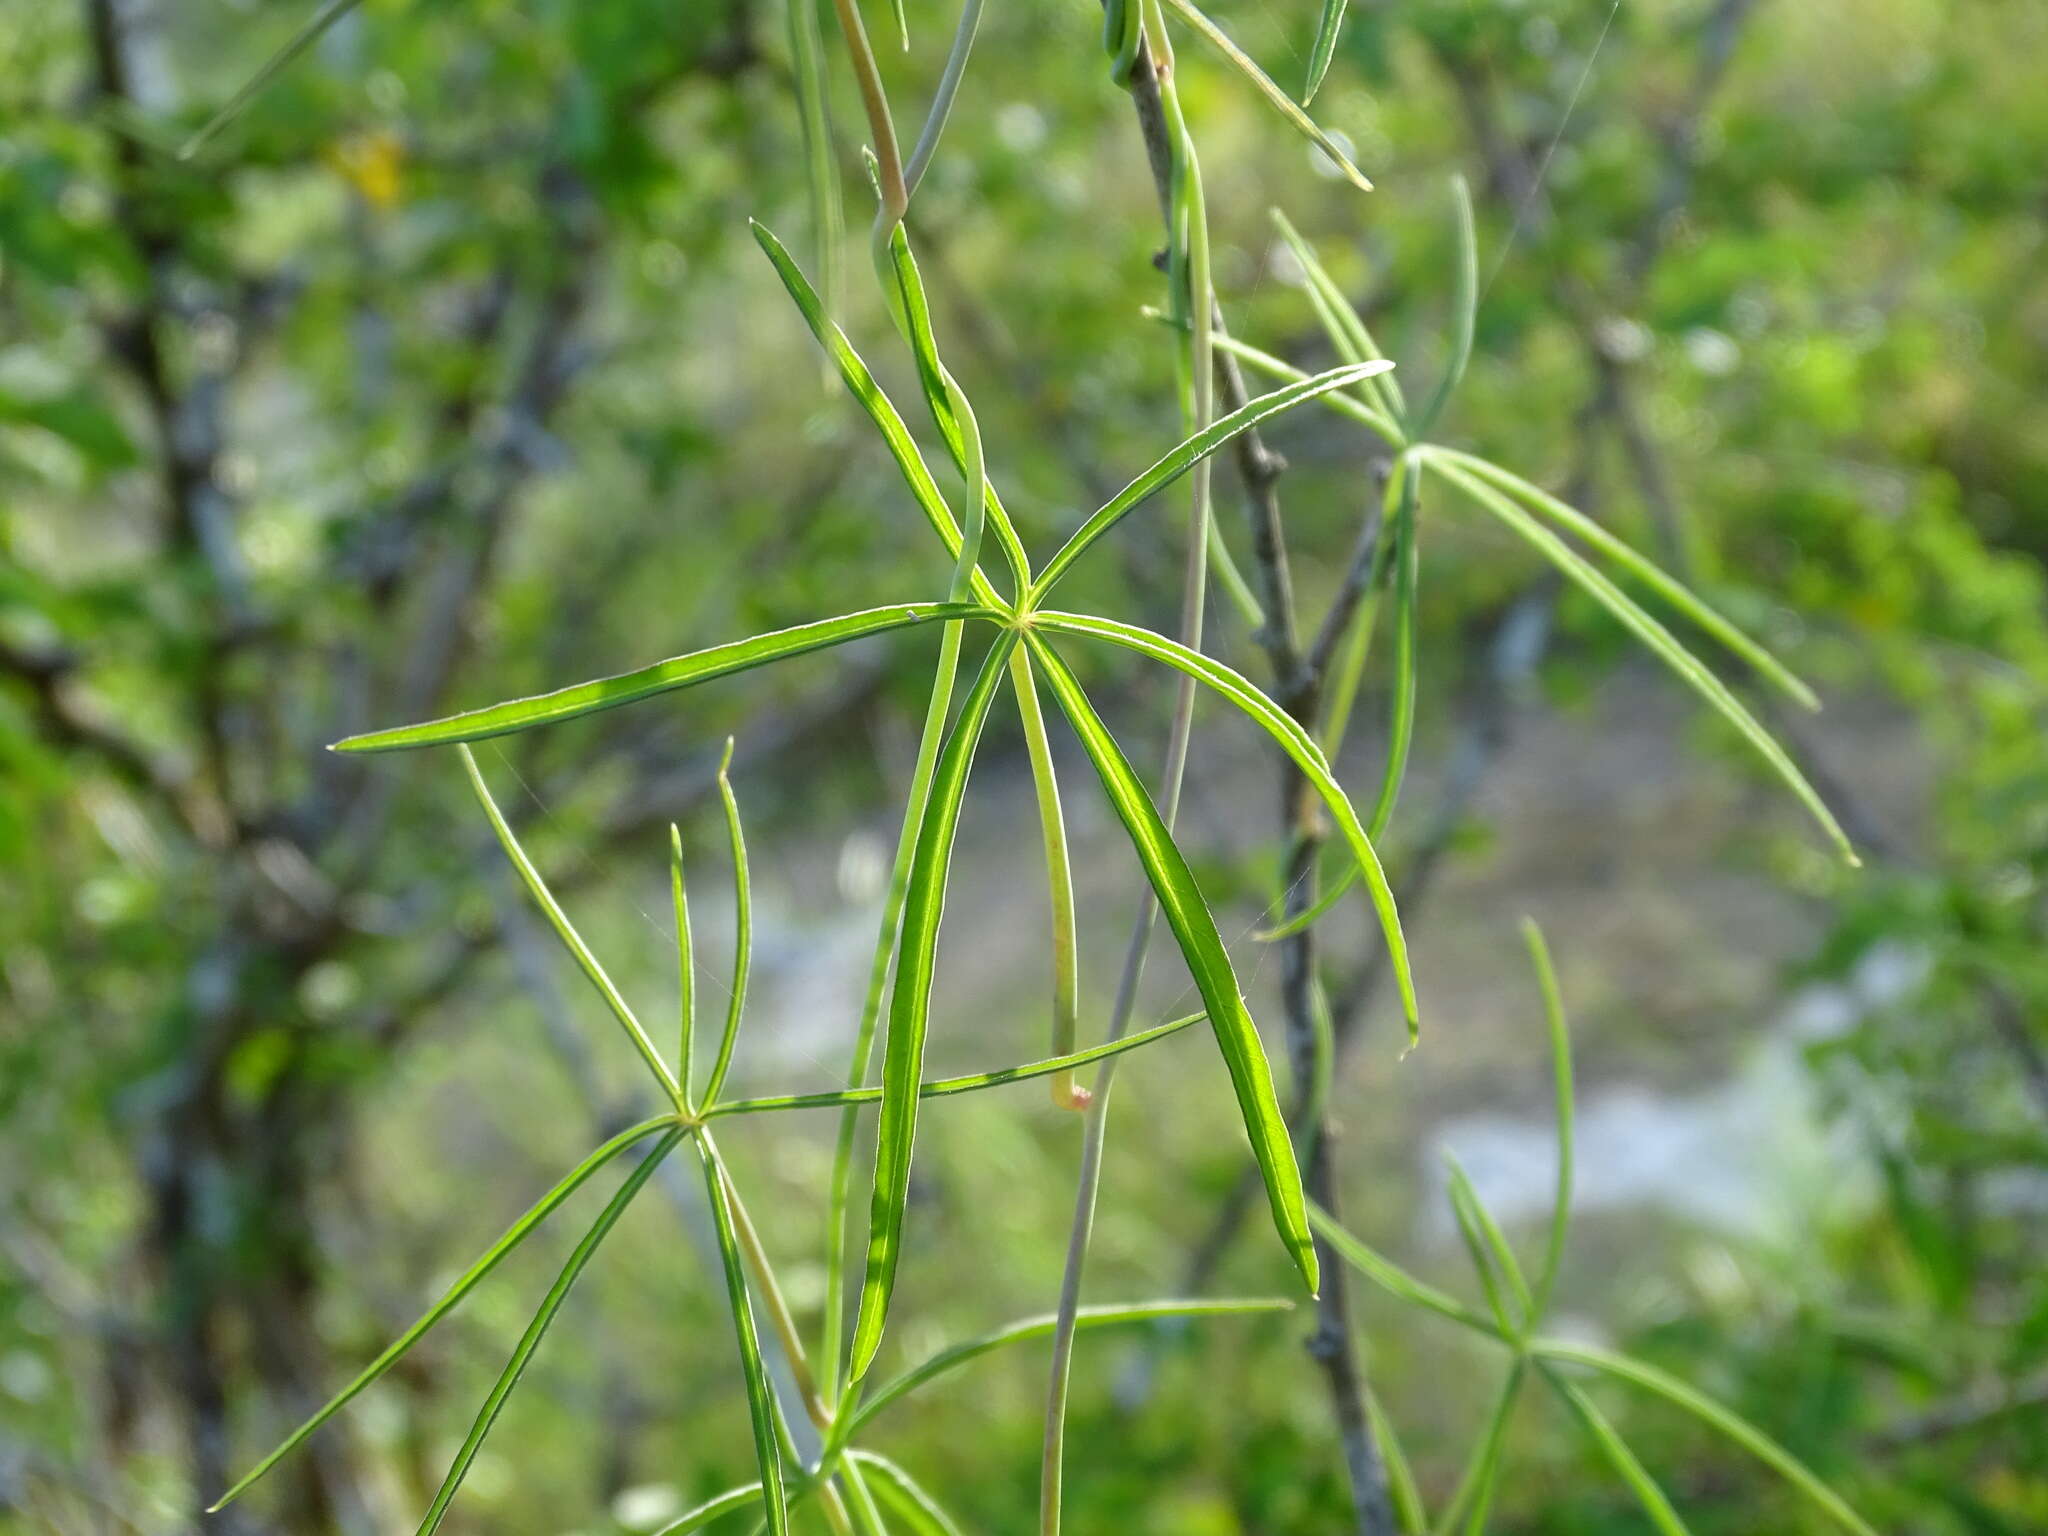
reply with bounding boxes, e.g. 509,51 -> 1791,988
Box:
719,735 -> 737,777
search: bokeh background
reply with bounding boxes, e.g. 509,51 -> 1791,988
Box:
4,0 -> 2046,1530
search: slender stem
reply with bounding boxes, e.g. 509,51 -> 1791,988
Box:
700,739 -> 753,1109
1009,646 -> 1088,1110
1042,20 -> 1213,1533
903,0 -> 987,199
826,0 -> 908,226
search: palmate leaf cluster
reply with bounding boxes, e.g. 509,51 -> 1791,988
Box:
189,0 -> 1877,1531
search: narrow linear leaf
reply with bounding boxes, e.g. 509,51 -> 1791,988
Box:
1257,862 -> 1355,942
1366,464 -> 1418,841
209,1115 -> 676,1511
1445,1155 -> 1530,1334
672,824 -> 697,1109
700,739 -> 752,1108
698,1137 -> 791,1536
1441,1359 -> 1524,1536
180,0 -> 362,158
751,222 -> 1004,606
1523,918 -> 1573,1322
1427,456 -> 1857,865
1204,328 -> 1404,447
1364,1384 -> 1430,1536
1269,209 -> 1407,421
843,1298 -> 1290,1438
1008,647 -> 1087,1109
1433,447 -> 1820,709
1303,0 -> 1348,106
416,1128 -> 684,1536
1531,1340 -> 1881,1536
1029,362 -> 1394,599
708,1009 -> 1206,1118
460,746 -> 683,1107
1538,1363 -> 1693,1536
1028,636 -> 1318,1295
336,603 -> 993,752
1160,0 -> 1371,191
650,1483 -> 766,1536
850,632 -> 1020,1380
1414,175 -> 1477,437
1035,611 -> 1417,1038
1306,1202 -> 1505,1340
786,0 -> 844,342
849,1451 -> 967,1536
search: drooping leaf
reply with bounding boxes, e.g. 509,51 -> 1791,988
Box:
1425,454 -> 1857,865
1531,1340 -> 1881,1536
1538,1363 -> 1693,1536
1034,611 -> 1417,1038
336,604 -> 994,752
1028,635 -> 1318,1295
208,1115 -> 677,1512
415,1129 -> 684,1535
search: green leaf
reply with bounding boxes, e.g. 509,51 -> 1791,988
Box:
1161,0 -> 1371,191
1268,209 -> 1407,423
706,1008 -> 1206,1117
1028,635 -> 1318,1295
208,1115 -> 677,1512
1437,1358 -> 1524,1536
849,1451 -> 967,1536
1537,1363 -> 1693,1536
460,746 -> 684,1108
179,0 -> 362,158
1366,460 -> 1418,842
672,824 -> 698,1111
751,221 -> 1005,608
700,739 -> 753,1109
1008,646 -> 1087,1109
1424,454 -> 1857,865
1414,176 -> 1477,438
335,603 -> 994,753
1523,918 -> 1573,1323
850,632 -> 1019,1380
1445,1154 -> 1530,1335
785,0 -> 843,340
415,1128 -> 684,1535
1205,329 -> 1404,447
698,1136 -> 791,1536
650,1484 -> 766,1536
1303,0 -> 1348,105
1306,1202 -> 1505,1340
1431,447 -> 1821,710
1028,362 -> 1394,600
842,1298 -> 1290,1439
1364,1384 -> 1430,1535
1034,611 -> 1417,1039
1531,1340 -> 1881,1536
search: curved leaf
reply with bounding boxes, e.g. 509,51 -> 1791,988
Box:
336,603 -> 994,753
1426,455 -> 1857,865
1532,1340 -> 1880,1536
1027,635 -> 1318,1295
1306,1201 -> 1503,1340
1538,1363 -> 1692,1536
209,1115 -> 677,1512
1034,611 -> 1417,1039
